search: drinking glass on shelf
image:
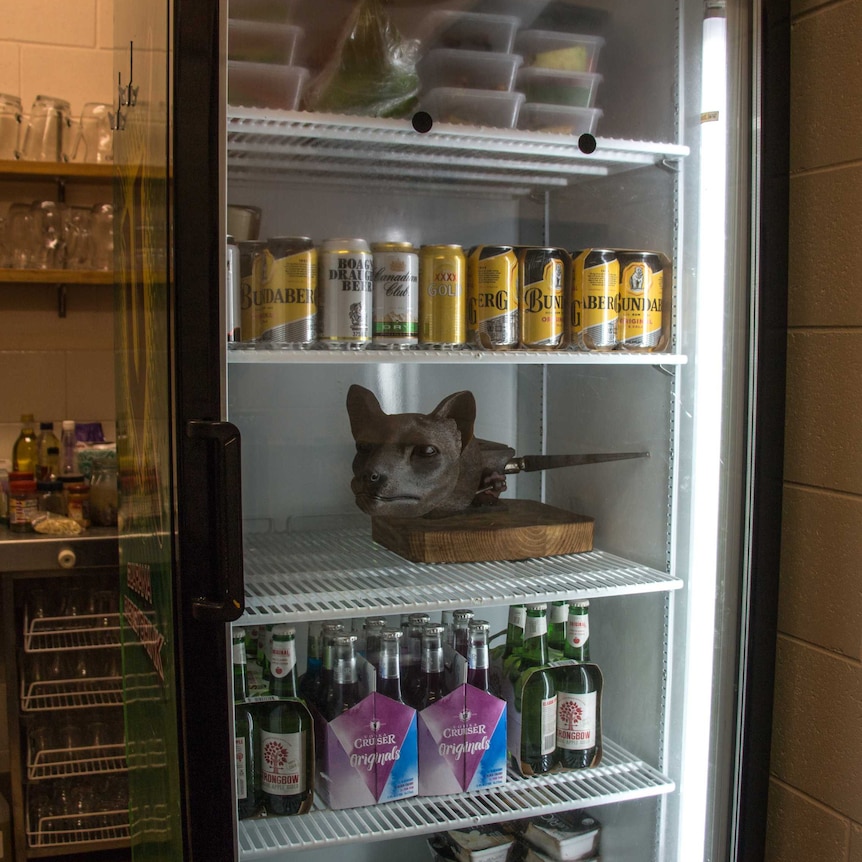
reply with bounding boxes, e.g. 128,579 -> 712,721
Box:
30,791 -> 58,843
20,95 -> 72,161
89,203 -> 114,271
0,93 -> 23,159
26,588 -> 53,624
31,200 -> 69,269
62,587 -> 93,627
8,202 -> 39,268
56,724 -> 84,762
65,206 -> 93,270
72,102 -> 113,163
28,723 -> 55,759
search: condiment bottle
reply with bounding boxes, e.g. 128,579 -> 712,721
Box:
9,480 -> 38,532
66,482 -> 90,528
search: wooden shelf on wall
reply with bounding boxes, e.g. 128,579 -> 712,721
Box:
0,160 -> 114,182
0,269 -> 113,285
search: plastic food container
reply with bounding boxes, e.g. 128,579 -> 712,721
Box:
517,67 -> 601,107
515,30 -> 605,72
470,0 -> 550,28
422,11 -> 521,53
227,62 -> 309,110
228,20 -> 303,65
418,50 -> 523,93
518,104 -> 602,135
419,88 -> 525,129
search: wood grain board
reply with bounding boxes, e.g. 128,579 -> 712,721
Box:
371,499 -> 594,563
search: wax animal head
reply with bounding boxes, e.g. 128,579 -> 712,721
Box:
347,384 -> 494,518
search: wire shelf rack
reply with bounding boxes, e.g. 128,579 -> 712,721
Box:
240,528 -> 681,624
238,738 -> 672,858
27,742 -> 127,782
23,612 -> 121,652
26,808 -> 129,849
20,677 -> 123,712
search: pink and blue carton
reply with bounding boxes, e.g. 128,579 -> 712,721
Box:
315,648 -> 507,809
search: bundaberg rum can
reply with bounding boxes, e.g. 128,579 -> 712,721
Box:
519,247 -> 568,349
572,249 -> 619,351
259,236 -> 317,347
467,245 -> 519,349
419,244 -> 467,347
617,250 -> 666,351
319,238 -> 373,348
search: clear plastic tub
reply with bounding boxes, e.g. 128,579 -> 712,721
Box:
227,62 -> 309,110
418,50 -> 523,93
517,67 -> 601,107
515,30 -> 605,72
421,11 -> 521,53
228,20 -> 303,65
518,104 -> 602,135
419,88 -> 525,129
228,0 -> 298,22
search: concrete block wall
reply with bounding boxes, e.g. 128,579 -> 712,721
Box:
765,0 -> 862,859
0,0 -> 116,465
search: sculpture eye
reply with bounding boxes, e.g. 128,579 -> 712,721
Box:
414,445 -> 439,458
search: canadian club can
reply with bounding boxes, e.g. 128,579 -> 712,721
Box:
617,250 -> 667,351
238,240 -> 267,346
319,238 -> 373,348
572,249 -> 619,351
467,245 -> 519,349
419,244 -> 467,347
371,241 -> 419,348
258,236 -> 317,347
519,247 -> 568,349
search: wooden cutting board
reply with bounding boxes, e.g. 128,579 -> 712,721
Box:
371,499 -> 594,564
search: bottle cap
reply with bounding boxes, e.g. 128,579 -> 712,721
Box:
39,422 -> 53,430
62,420 -> 75,431
10,480 -> 37,492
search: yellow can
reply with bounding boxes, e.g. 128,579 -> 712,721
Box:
519,247 -> 567,349
572,249 -> 619,351
419,244 -> 467,347
467,245 -> 519,349
617,251 -> 667,351
261,236 -> 318,346
238,240 -> 267,344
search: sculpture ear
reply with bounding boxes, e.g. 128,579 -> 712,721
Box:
429,390 -> 476,450
346,384 -> 386,439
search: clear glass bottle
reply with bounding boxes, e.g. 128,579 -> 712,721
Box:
37,480 -> 65,515
297,621 -> 322,705
261,625 -> 313,816
363,616 -> 387,671
12,414 -> 38,474
323,634 -> 361,720
376,629 -> 404,703
60,420 -> 77,475
466,619 -> 491,693
451,608 -> 474,658
515,603 -> 557,775
232,628 -> 261,819
89,465 -> 118,526
35,422 -> 60,480
402,611 -> 430,705
416,623 -> 447,710
316,622 -> 345,710
556,600 -> 598,768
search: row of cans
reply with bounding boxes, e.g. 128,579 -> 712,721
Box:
227,237 -> 669,352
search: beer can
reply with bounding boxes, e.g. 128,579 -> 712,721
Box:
572,248 -> 619,351
519,247 -> 568,349
226,235 -> 241,344
258,236 -> 317,347
419,244 -> 467,348
467,245 -> 519,350
318,238 -> 373,348
238,240 -> 267,346
617,250 -> 667,351
371,241 -> 419,348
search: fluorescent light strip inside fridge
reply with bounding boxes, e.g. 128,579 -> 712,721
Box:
679,7 -> 728,861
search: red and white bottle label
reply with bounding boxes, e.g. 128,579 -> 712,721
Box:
261,730 -> 306,795
269,640 -> 296,679
556,690 -> 597,750
235,736 -> 248,799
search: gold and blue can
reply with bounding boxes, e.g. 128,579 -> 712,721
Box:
259,236 -> 317,347
519,246 -> 568,349
419,244 -> 467,347
467,245 -> 519,349
572,248 -> 619,351
617,250 -> 667,351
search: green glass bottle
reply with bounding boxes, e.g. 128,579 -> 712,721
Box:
548,600 -> 568,656
501,604 -> 526,682
260,624 -> 313,816
232,628 -> 261,819
556,600 -> 598,768
12,414 -> 38,474
515,603 -> 557,775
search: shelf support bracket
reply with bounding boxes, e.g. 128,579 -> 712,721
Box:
57,284 -> 67,318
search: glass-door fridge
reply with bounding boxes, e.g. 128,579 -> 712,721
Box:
112,0 -> 788,860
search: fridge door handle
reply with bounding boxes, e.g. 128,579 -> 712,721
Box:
186,420 -> 244,621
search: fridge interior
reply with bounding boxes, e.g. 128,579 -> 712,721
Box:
215,0 -> 743,859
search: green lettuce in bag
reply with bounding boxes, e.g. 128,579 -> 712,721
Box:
306,0 -> 420,117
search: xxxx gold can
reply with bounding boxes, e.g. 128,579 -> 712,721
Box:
467,245 -> 519,349
572,248 -> 619,351
419,244 -> 467,348
519,247 -> 568,349
617,250 -> 667,351
259,236 -> 317,346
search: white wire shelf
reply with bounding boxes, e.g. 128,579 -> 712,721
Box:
23,612 -> 121,652
28,742 -> 127,782
20,677 -> 123,712
240,528 -> 681,624
238,737 -> 672,858
227,109 -> 689,193
228,345 -> 688,366
26,808 -> 129,849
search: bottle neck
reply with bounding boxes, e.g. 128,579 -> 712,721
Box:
269,636 -> 299,697
522,608 -> 549,665
232,636 -> 249,702
564,606 -> 590,662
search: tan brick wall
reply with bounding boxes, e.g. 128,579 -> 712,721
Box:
766,0 -> 862,859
